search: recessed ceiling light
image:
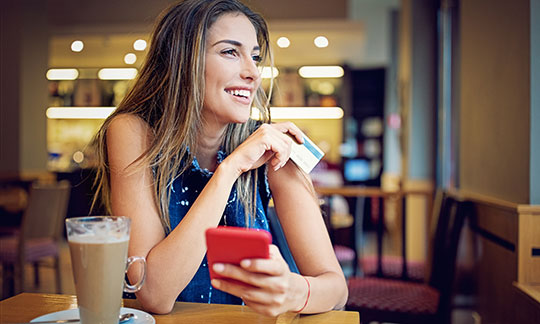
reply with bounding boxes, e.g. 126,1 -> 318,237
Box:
133,39 -> 147,51
71,40 -> 84,52
124,53 -> 137,64
73,151 -> 85,163
314,36 -> 329,48
276,37 -> 290,48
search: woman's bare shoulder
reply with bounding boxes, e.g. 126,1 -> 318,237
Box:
107,114 -> 153,144
106,114 -> 153,168
108,113 -> 150,135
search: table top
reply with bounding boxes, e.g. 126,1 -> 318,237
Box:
0,293 -> 359,324
315,185 -> 433,198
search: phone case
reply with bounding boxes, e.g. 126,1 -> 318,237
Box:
205,226 -> 272,282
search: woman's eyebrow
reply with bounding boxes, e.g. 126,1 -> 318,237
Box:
212,39 -> 260,51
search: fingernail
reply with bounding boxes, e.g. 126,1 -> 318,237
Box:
211,279 -> 221,288
213,263 -> 224,273
240,259 -> 251,268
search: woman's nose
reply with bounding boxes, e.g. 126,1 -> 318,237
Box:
240,59 -> 260,82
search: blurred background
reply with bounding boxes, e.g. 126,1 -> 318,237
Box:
1,0 -> 539,323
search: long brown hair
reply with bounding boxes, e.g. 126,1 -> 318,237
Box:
92,0 -> 273,232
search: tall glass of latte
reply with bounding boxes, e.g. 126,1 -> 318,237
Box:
66,216 -> 146,324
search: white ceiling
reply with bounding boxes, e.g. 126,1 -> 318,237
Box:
48,0 -> 399,69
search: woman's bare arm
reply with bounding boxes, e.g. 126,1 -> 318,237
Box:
108,115 -> 240,313
107,116 -> 303,314
268,161 -> 348,312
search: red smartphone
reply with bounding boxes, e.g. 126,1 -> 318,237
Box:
205,226 -> 272,283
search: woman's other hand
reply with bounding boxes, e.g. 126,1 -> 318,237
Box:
224,122 -> 304,176
210,244 -> 308,317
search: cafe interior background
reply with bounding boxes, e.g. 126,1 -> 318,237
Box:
1,0 -> 539,323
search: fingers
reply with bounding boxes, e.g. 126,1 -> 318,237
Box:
211,279 -> 288,317
212,263 -> 266,287
212,258 -> 286,288
229,122 -> 302,174
270,122 -> 304,144
211,277 -> 287,304
239,245 -> 286,276
211,247 -> 289,288
257,125 -> 292,171
211,258 -> 293,317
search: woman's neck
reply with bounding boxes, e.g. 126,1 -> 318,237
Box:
194,123 -> 226,172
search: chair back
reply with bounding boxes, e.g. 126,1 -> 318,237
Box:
20,180 -> 71,242
427,194 -> 470,321
423,190 -> 446,282
426,191 -> 454,287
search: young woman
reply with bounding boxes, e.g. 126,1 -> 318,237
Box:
93,0 -> 347,317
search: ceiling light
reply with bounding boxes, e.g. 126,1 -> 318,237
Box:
298,66 -> 344,78
71,40 -> 84,52
314,36 -> 329,48
251,107 -> 343,120
46,107 -> 116,119
72,151 -> 85,163
133,39 -> 147,51
276,37 -> 290,48
97,68 -> 138,80
261,67 -> 279,79
124,53 -> 137,64
46,69 -> 79,80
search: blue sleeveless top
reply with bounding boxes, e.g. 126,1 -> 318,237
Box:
167,150 -> 297,305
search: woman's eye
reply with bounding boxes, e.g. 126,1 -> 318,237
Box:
252,55 -> 262,63
222,49 -> 237,56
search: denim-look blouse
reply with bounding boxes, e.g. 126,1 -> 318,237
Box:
168,150 -> 273,305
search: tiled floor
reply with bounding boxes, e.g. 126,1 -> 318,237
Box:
1,239 -> 479,324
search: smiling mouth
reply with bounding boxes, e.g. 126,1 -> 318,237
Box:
225,89 -> 250,100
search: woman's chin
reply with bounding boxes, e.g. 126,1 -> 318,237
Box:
232,117 -> 250,124
230,111 -> 252,124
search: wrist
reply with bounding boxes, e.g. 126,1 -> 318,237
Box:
215,157 -> 242,181
292,274 -> 310,313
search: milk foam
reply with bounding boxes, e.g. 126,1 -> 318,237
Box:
68,234 -> 129,244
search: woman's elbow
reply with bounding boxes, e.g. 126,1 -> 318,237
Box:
336,283 -> 349,310
334,273 -> 349,310
137,293 -> 176,315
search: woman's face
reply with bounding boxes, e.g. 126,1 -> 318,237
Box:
202,13 -> 262,129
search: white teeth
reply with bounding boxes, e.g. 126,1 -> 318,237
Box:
226,89 -> 250,99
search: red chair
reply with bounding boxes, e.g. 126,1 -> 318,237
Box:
359,254 -> 426,281
0,180 -> 70,298
346,194 -> 470,324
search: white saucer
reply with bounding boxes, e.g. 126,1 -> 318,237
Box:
30,307 -> 155,323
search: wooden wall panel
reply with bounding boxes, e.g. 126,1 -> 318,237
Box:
460,0 -> 530,204
517,206 -> 540,284
463,195 -> 540,323
474,233 -> 517,324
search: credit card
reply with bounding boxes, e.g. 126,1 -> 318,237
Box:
289,135 -> 325,173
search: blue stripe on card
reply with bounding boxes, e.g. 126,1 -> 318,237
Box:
302,137 -> 324,160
